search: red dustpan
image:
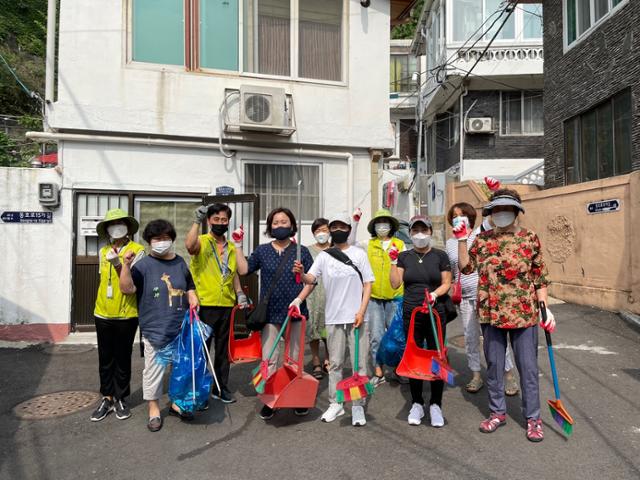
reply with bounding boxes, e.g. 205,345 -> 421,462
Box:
259,309 -> 319,409
396,294 -> 449,382
228,304 -> 262,364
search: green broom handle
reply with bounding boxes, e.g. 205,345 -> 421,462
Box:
540,301 -> 562,400
265,315 -> 290,361
353,325 -> 360,373
425,290 -> 442,354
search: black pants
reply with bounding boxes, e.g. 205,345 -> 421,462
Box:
95,317 -> 138,400
403,305 -> 446,407
200,306 -> 232,392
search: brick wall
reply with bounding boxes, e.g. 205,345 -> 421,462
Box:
543,1 -> 640,188
463,90 -> 544,160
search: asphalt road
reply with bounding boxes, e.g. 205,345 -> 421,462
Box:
1,303 -> 639,480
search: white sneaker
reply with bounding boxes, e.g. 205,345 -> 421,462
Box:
321,403 -> 345,423
407,403 -> 425,426
351,406 -> 366,426
430,404 -> 444,428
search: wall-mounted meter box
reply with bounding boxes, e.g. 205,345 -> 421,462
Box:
38,182 -> 60,208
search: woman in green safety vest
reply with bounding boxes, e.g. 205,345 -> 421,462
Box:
90,208 -> 145,423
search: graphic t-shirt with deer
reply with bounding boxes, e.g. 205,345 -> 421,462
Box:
131,255 -> 196,348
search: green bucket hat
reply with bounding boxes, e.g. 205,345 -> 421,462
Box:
96,208 -> 139,239
367,208 -> 400,237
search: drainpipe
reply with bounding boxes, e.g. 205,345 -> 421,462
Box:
45,0 -> 56,107
26,131 -> 355,212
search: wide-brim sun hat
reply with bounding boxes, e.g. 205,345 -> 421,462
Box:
328,211 -> 352,228
367,208 -> 400,236
408,215 -> 433,230
96,208 -> 139,239
483,195 -> 525,214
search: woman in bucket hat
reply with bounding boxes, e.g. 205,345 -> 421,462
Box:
90,208 -> 145,422
455,188 -> 555,442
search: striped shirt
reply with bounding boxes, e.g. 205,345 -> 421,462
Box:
445,228 -> 479,299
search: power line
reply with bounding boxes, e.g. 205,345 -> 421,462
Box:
0,52 -> 43,104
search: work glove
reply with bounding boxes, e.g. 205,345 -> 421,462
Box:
484,176 -> 501,192
453,222 -> 471,241
429,292 -> 438,305
236,291 -> 249,309
452,215 -> 470,231
106,249 -> 121,268
388,246 -> 399,265
352,208 -> 362,223
194,205 -> 209,224
539,305 -> 556,333
289,298 -> 302,309
231,225 -> 244,248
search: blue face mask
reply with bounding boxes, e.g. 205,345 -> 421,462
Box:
271,227 -> 292,240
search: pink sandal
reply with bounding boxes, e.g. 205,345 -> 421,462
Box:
526,418 -> 544,442
479,413 -> 506,433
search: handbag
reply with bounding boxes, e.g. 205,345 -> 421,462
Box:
246,245 -> 296,331
451,275 -> 462,305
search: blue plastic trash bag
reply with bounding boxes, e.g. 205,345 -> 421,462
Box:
376,297 -> 406,367
168,311 -> 213,413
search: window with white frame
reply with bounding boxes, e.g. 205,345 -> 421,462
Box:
130,0 -> 345,82
451,1 -> 543,43
500,91 -> 544,135
565,0 -> 627,47
245,163 -> 320,220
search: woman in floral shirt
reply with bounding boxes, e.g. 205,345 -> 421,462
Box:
455,189 -> 556,443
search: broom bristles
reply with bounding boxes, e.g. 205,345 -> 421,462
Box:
549,404 -> 574,436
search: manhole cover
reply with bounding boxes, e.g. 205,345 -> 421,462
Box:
449,335 -> 466,349
14,391 -> 101,420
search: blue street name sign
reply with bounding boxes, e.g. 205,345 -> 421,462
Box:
586,199 -> 620,215
215,186 -> 235,196
1,211 -> 53,224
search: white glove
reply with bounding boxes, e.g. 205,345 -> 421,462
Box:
231,226 -> 244,248
236,292 -> 248,309
539,306 -> 556,333
106,249 -> 121,268
289,298 -> 302,309
429,292 -> 438,304
194,205 -> 209,224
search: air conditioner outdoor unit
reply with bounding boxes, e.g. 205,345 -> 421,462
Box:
466,117 -> 494,134
239,85 -> 287,133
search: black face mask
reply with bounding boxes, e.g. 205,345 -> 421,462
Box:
210,224 -> 229,236
271,227 -> 292,240
331,229 -> 350,244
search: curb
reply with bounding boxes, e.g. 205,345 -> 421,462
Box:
619,310 -> 640,333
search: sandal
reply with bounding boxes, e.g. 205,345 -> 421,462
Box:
505,375 -> 520,396
466,376 -> 484,393
312,365 -> 324,380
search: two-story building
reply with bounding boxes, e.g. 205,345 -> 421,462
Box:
411,0 -> 544,219
1,0 -> 418,342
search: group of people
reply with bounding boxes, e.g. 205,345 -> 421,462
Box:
89,186 -> 556,442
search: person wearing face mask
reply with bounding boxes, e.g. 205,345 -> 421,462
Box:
455,189 -> 555,443
90,209 -> 145,423
185,203 -> 248,404
246,207 -> 314,421
294,212 -> 375,426
445,204 -> 519,396
119,219 -> 199,432
389,215 -> 452,428
305,218 -> 331,379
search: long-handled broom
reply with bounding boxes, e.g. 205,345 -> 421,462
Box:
251,313 -> 291,394
540,301 -> 574,436
336,326 -> 374,403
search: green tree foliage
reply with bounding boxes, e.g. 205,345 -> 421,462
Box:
391,0 -> 425,40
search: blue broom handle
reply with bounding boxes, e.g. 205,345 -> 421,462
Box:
540,301 -> 561,400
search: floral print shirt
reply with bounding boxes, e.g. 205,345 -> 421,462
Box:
461,228 -> 548,329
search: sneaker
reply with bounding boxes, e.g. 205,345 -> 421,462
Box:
259,405 -> 275,420
369,375 -> 386,388
479,413 -> 507,433
526,418 -> 544,442
429,404 -> 444,428
407,403 -> 425,426
114,399 -> 131,420
351,406 -> 366,426
321,403 -> 345,423
294,408 -> 309,416
212,388 -> 237,404
90,397 -> 114,422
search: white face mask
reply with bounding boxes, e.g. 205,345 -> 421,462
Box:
411,233 -> 431,249
492,211 -> 516,228
314,232 -> 330,245
482,217 -> 492,231
374,223 -> 391,238
151,240 -> 173,256
107,224 -> 128,239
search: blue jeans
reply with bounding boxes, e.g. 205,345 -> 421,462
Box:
367,298 -> 398,369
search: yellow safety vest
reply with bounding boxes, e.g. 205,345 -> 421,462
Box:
367,237 -> 404,300
189,234 -> 237,307
94,241 -> 145,319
